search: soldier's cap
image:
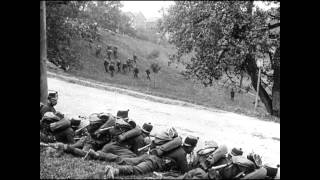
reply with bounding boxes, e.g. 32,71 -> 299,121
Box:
142,122 -> 153,135
48,90 -> 58,100
117,109 -> 129,119
230,147 -> 243,156
127,119 -> 136,128
183,135 -> 199,147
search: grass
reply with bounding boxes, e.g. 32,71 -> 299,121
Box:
49,29 -> 279,123
40,147 -> 160,179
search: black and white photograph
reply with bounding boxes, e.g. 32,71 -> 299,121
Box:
40,1 -> 280,179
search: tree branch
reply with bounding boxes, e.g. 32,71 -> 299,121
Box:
268,22 -> 280,30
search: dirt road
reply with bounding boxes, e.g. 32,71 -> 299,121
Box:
48,76 -> 280,167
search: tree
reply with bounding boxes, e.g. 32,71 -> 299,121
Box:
46,1 -> 100,70
40,1 -> 48,103
161,1 -> 280,117
150,63 -> 161,88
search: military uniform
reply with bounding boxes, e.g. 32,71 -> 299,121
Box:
104,135 -> 199,178
40,91 -> 58,119
103,59 -> 109,73
113,47 -> 118,59
161,145 -> 280,179
106,47 -> 113,61
113,123 -> 154,165
133,67 -> 139,78
109,62 -> 115,77
146,69 -> 151,80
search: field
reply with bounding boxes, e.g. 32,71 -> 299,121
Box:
48,29 -> 279,123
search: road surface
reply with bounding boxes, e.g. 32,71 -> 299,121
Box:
48,76 -> 280,167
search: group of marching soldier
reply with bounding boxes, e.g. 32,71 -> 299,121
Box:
40,91 -> 279,179
101,45 -> 151,80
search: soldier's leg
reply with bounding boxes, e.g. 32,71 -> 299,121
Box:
69,136 -> 87,149
116,155 -> 164,176
116,153 -> 149,165
241,167 -> 267,179
94,150 -> 120,162
161,168 -> 209,179
54,127 -> 75,144
102,142 -> 137,158
64,145 -> 87,157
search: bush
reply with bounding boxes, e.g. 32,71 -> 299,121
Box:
147,49 -> 160,59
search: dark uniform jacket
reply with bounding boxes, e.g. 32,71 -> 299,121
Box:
163,147 -> 189,173
40,104 -> 56,120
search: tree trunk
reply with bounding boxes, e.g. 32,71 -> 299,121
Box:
245,54 -> 273,115
154,75 -> 156,88
40,1 -> 48,103
243,1 -> 276,116
271,47 -> 280,117
239,71 -> 243,92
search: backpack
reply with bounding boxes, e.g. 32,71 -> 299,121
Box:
86,113 -> 111,134
153,127 -> 178,146
218,156 -> 256,179
193,146 -> 218,169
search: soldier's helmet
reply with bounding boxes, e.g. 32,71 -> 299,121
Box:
142,122 -> 153,135
183,135 -> 199,147
117,109 -> 129,119
230,147 -> 243,156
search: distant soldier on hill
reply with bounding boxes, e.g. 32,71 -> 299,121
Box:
109,61 -> 115,77
96,45 -> 102,57
106,46 -> 113,61
145,69 -> 151,80
133,54 -> 137,64
133,66 -> 139,78
116,60 -> 121,73
103,58 -> 109,73
126,58 -> 132,72
122,63 -> 128,73
230,88 -> 235,101
113,46 -> 118,59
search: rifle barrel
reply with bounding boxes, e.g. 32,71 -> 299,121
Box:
138,143 -> 151,152
211,162 -> 232,170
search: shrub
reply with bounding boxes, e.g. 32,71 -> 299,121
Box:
147,49 -> 160,59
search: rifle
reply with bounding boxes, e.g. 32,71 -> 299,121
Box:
94,126 -> 114,135
82,149 -> 93,160
210,162 -> 232,170
137,143 -> 152,152
40,142 -> 62,149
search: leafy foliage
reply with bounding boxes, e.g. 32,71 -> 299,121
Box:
150,63 -> 161,73
46,1 -> 100,70
161,1 -> 280,116
46,1 -> 142,70
147,49 -> 160,59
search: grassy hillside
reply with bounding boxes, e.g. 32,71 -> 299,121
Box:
50,29 -> 278,123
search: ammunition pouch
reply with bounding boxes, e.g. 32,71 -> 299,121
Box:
159,136 -> 182,152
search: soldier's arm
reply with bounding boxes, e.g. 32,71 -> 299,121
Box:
165,148 -> 189,173
118,126 -> 142,142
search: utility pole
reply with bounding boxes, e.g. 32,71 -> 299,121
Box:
254,58 -> 263,112
40,1 -> 48,103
